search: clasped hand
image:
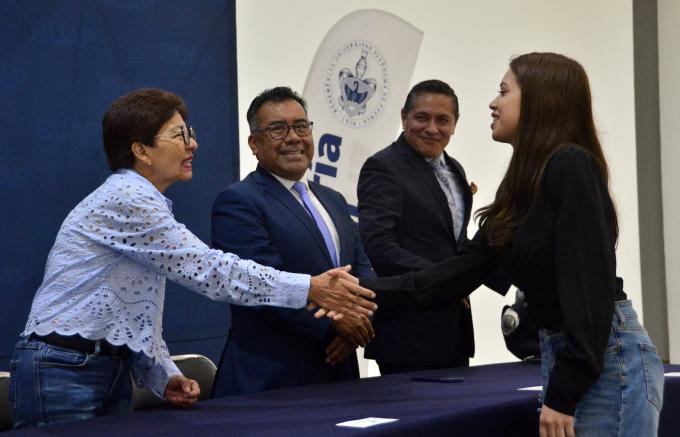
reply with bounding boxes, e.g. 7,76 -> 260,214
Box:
308,265 -> 377,320
325,314 -> 375,365
331,313 -> 374,347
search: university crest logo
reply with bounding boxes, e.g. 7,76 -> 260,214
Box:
324,40 -> 389,128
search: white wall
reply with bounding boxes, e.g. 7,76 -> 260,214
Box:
236,0 -> 640,369
658,0 -> 680,362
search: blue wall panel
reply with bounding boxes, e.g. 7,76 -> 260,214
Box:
0,0 -> 238,369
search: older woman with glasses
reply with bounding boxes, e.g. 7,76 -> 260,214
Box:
9,88 -> 376,429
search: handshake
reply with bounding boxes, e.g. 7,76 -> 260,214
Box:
308,265 -> 376,365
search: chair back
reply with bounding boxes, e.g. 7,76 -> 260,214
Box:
0,371 -> 11,431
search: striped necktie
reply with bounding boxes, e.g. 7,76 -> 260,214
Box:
429,158 -> 462,238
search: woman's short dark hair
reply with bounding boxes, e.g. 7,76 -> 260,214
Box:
102,88 -> 188,171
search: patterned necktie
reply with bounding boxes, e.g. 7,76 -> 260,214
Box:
292,182 -> 339,267
429,157 -> 462,238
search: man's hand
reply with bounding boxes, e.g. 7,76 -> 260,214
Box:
308,265 -> 377,320
164,375 -> 200,408
331,314 -> 374,347
539,404 -> 575,437
325,335 -> 356,365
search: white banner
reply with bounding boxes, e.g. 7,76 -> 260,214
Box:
303,9 -> 423,216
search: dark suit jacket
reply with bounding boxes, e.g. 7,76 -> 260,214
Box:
211,165 -> 375,397
357,133 -> 474,367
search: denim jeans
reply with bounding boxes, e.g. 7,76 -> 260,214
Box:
539,300 -> 664,436
9,336 -> 133,429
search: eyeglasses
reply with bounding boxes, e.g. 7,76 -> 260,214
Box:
154,125 -> 197,145
252,121 -> 313,140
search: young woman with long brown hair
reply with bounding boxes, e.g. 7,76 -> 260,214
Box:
362,52 -> 664,436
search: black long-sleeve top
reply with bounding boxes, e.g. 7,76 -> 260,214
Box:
362,145 -> 626,415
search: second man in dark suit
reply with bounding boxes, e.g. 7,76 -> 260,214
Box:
358,79 -> 474,374
211,87 -> 375,396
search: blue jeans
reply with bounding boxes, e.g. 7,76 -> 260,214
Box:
9,336 -> 133,429
539,300 -> 664,436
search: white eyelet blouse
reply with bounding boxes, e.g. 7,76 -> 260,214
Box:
23,169 -> 310,395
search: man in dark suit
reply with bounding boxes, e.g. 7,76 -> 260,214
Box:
211,87 -> 375,396
358,79 -> 474,374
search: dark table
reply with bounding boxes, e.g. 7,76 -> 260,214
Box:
7,362 -> 680,436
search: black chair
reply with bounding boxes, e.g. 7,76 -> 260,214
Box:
0,371 -> 10,431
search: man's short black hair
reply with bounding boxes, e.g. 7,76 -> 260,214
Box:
247,87 -> 308,133
402,79 -> 459,120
